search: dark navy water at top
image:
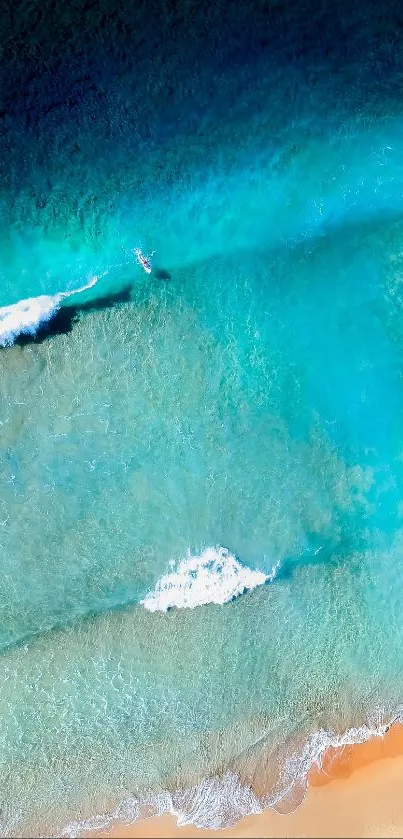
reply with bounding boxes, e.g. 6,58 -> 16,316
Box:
2,0 -> 403,834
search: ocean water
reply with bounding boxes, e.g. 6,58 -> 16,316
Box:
2,0 -> 403,834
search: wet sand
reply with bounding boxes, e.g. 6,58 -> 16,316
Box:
89,722 -> 403,838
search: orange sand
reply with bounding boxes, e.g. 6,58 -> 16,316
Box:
90,722 -> 403,839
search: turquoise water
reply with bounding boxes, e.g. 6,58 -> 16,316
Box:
3,0 -> 403,834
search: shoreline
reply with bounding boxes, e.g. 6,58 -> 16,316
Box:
85,720 -> 403,839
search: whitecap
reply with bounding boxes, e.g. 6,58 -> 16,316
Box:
0,276 -> 98,348
141,546 -> 268,612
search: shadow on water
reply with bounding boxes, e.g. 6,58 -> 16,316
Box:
269,523 -> 372,587
154,267 -> 171,281
273,550 -> 335,584
14,284 -> 133,347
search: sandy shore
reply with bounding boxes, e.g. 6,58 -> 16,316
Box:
89,722 -> 403,839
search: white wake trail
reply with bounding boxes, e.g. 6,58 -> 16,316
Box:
0,275 -> 99,348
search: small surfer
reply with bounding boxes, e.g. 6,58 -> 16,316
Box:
134,248 -> 155,274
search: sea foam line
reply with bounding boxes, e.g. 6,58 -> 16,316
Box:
0,275 -> 99,348
141,546 -> 273,612
60,711 -> 403,837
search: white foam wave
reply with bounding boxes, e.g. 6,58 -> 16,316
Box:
282,722 -> 388,794
61,774 -> 262,838
61,711 -> 403,837
141,546 -> 268,612
271,709 -> 402,814
0,276 -> 98,348
61,710 -> 403,837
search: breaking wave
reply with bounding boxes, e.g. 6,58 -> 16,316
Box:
61,712 -> 402,837
141,546 -> 272,612
0,276 -> 98,347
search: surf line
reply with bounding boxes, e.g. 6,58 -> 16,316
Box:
0,274 -> 100,348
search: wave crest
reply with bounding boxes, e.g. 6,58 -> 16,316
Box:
0,276 -> 98,347
141,546 -> 268,612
